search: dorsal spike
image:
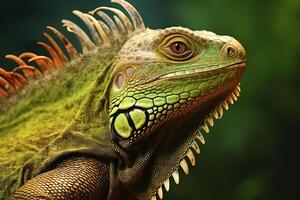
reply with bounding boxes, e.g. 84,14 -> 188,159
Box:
62,19 -> 96,54
5,55 -> 27,66
28,56 -> 54,73
111,0 -> 145,30
85,14 -> 111,46
13,66 -> 43,79
91,7 -> 134,33
46,26 -> 79,60
94,11 -> 121,39
0,68 -> 27,89
73,10 -> 102,45
43,33 -> 69,63
0,68 -> 9,79
0,1 -> 146,101
37,42 -> 62,68
19,53 -> 52,73
0,87 -> 8,98
11,73 -> 27,88
98,21 -> 113,39
0,76 -> 16,94
113,15 -> 127,34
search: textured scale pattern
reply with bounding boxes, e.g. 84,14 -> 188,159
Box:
12,157 -> 109,200
0,0 -> 246,199
109,64 -> 237,146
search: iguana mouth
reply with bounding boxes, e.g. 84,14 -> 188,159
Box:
160,62 -> 245,80
150,84 -> 241,200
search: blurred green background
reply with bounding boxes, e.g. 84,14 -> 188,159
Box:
0,0 -> 299,199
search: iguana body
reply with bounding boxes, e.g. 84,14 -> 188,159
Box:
0,0 -> 246,199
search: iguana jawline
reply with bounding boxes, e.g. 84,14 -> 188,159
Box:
160,62 -> 245,79
150,84 -> 241,200
131,62 -> 245,89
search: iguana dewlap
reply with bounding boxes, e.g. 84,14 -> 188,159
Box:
0,0 -> 246,199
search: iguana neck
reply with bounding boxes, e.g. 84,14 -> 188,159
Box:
0,52 -> 114,161
66,57 -> 114,140
112,79 -> 239,199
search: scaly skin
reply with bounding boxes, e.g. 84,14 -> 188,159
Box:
12,157 -> 110,200
0,0 -> 246,199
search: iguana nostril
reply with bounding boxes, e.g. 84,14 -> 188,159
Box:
222,37 -> 246,60
226,46 -> 236,57
221,44 -> 238,58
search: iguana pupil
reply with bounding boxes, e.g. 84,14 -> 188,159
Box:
171,42 -> 186,54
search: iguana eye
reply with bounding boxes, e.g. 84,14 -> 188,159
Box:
170,42 -> 187,55
158,34 -> 196,61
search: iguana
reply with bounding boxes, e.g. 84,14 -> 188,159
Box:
0,0 -> 246,199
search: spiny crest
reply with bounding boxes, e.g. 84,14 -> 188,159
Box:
0,0 -> 145,101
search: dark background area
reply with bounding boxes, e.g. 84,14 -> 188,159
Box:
0,0 -> 299,199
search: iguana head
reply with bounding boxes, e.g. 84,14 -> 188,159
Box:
108,24 -> 245,199
109,28 -> 245,147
